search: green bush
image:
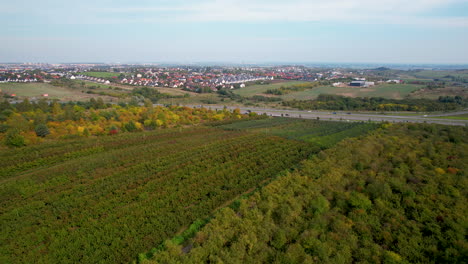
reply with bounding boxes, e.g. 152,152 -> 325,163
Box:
0,124 -> 9,133
34,124 -> 50,137
5,129 -> 25,147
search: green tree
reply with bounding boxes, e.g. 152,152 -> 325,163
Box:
35,124 -> 50,137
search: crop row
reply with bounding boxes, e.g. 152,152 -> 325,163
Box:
217,117 -> 379,147
1,128 -> 316,263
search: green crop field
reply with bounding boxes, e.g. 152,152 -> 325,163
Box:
0,126 -> 318,263
233,81 -> 310,97
279,83 -> 424,101
1,118 -> 381,263
78,72 -> 121,78
217,118 -> 379,148
147,123 -> 468,264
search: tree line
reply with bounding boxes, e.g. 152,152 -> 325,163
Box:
0,98 -> 251,147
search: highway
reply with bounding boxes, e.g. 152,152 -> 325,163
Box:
188,105 -> 468,126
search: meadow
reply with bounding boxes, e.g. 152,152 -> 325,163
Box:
408,86 -> 468,100
233,81 -> 310,97
78,72 -> 121,78
0,81 -> 128,102
158,92 -> 224,105
279,83 -> 424,101
0,83 -> 84,100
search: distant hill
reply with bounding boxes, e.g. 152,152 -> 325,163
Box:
373,67 -> 391,71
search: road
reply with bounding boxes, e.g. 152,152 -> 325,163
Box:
185,105 -> 468,126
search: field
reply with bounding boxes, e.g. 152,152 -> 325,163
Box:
0,117 -> 382,263
233,81 -> 310,97
78,72 -> 121,78
279,83 -> 424,101
0,82 -> 118,102
0,83 -> 82,100
217,118 -> 379,148
409,69 -> 468,80
408,86 -> 468,99
147,123 -> 468,263
0,126 -> 318,263
158,92 -> 225,105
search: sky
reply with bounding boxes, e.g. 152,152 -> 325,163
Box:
1,0 -> 468,64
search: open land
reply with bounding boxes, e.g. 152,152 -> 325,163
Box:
78,72 -> 121,78
0,83 -> 107,101
233,81 -> 310,97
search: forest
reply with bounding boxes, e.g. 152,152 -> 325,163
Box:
146,123 -> 467,264
283,94 -> 468,111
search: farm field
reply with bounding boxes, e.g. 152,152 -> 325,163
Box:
152,87 -> 194,97
279,83 -> 424,101
0,117 -> 382,264
79,80 -> 123,90
233,81 -> 310,97
78,72 -> 121,78
158,92 -> 225,105
147,123 -> 468,264
0,126 -> 319,263
217,118 -> 379,148
0,83 -> 83,100
0,82 -> 116,101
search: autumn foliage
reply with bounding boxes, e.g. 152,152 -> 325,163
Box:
0,99 -> 253,147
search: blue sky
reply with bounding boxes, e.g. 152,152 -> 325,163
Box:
1,0 -> 468,64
